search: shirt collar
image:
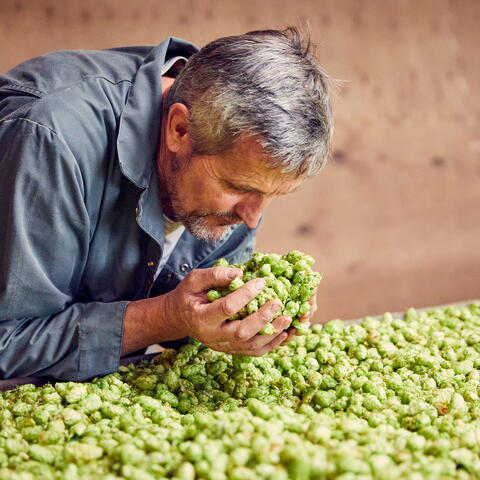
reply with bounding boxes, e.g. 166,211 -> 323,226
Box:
116,37 -> 198,189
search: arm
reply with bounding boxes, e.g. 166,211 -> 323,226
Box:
122,295 -> 176,355
0,119 -> 126,381
0,119 -> 291,380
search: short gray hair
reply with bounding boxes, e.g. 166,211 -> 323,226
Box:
166,27 -> 333,177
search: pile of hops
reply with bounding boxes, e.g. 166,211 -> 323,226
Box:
2,303 -> 480,479
207,251 -> 322,335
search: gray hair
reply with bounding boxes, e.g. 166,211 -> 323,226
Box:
166,27 -> 333,177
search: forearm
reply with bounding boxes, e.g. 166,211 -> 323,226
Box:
0,301 -> 127,381
122,294 -> 190,355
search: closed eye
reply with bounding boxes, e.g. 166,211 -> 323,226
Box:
223,179 -> 301,196
223,180 -> 265,195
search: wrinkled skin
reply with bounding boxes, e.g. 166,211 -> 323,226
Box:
163,266 -> 293,356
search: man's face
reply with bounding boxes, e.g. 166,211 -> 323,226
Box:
161,135 -> 303,242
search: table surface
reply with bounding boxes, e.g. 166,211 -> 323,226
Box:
1,299 -> 478,392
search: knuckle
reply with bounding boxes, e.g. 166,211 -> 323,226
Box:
235,327 -> 250,342
183,270 -> 196,285
246,282 -> 260,297
221,297 -> 237,317
188,268 -> 199,278
258,307 -> 273,322
247,337 -> 261,350
212,267 -> 224,282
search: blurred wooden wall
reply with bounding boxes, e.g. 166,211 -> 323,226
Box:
1,0 -> 479,321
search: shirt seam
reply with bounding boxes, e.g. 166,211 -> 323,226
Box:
0,117 -> 78,161
0,76 -> 134,100
0,117 -> 88,211
0,83 -> 43,97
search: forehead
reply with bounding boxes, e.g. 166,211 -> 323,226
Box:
214,136 -> 303,194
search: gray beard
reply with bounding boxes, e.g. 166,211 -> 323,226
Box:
182,217 -> 232,243
164,181 -> 240,243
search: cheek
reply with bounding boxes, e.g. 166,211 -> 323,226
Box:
210,192 -> 242,212
184,186 -> 240,214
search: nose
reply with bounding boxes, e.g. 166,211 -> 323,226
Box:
234,194 -> 271,229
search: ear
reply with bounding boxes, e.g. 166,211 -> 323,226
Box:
165,103 -> 190,153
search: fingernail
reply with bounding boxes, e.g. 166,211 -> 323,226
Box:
271,303 -> 281,313
228,269 -> 241,279
255,278 -> 266,289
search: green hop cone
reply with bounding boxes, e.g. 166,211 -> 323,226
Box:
207,289 -> 222,302
206,250 -> 321,334
259,322 -> 277,336
214,258 -> 230,267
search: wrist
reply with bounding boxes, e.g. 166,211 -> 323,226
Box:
122,293 -> 189,355
160,290 -> 191,340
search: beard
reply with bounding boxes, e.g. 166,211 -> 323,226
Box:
179,212 -> 240,243
161,157 -> 241,243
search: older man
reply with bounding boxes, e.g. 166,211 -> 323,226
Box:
0,28 -> 333,381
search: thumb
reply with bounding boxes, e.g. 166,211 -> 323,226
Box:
188,266 -> 243,291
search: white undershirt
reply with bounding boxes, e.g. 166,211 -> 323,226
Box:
154,215 -> 185,281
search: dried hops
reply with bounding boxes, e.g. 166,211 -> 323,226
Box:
1,302 -> 480,478
207,251 -> 322,334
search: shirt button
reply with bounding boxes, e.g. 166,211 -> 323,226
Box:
166,273 -> 173,280
180,263 -> 190,272
136,207 -> 140,216
147,261 -> 155,267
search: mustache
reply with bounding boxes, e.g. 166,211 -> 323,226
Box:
198,211 -> 240,221
174,210 -> 242,224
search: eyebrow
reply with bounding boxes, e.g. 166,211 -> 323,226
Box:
224,180 -> 300,196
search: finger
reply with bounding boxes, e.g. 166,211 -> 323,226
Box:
221,298 -> 280,341
186,266 -> 243,291
298,312 -> 310,322
247,315 -> 292,350
206,315 -> 290,354
281,326 -> 296,346
271,314 -> 292,333
207,278 -> 266,321
308,291 -> 318,317
253,329 -> 289,356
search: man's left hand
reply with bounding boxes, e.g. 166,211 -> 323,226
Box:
281,287 -> 318,345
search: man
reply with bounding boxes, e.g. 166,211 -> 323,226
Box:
0,27 -> 333,381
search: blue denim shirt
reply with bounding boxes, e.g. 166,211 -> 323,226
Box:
0,38 -> 257,381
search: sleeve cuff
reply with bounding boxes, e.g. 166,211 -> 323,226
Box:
77,300 -> 129,381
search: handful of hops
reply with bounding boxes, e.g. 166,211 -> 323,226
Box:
207,251 -> 322,335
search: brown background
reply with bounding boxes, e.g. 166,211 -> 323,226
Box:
1,0 -> 479,321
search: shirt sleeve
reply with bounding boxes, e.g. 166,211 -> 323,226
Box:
0,118 -> 127,381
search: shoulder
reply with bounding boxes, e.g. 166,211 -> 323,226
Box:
0,46 -> 151,149
0,47 -> 148,168
0,46 -> 152,97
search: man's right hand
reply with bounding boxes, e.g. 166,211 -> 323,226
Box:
161,266 -> 292,356
122,266 -> 291,356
